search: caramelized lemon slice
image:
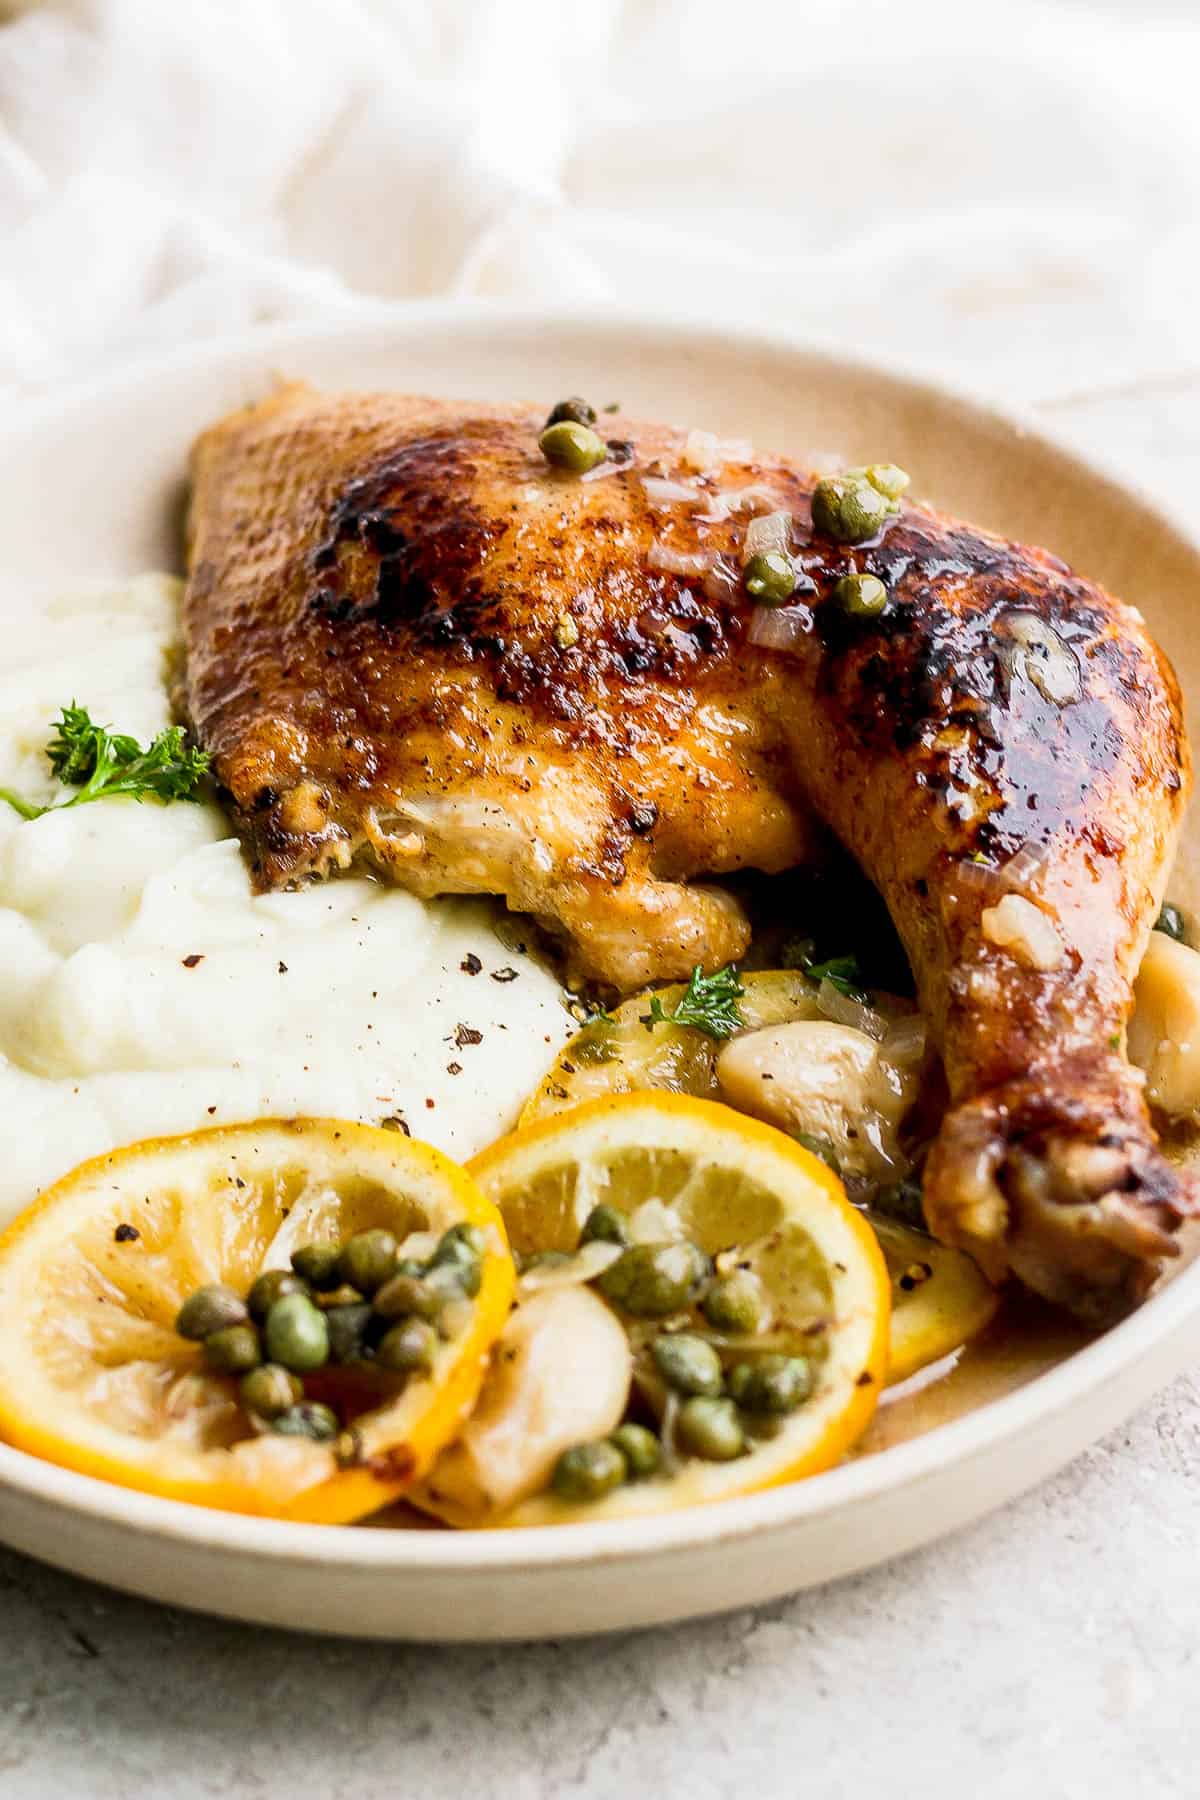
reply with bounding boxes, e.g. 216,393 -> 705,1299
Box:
0,1119 -> 514,1522
525,975 -> 997,1382
413,1093 -> 889,1527
873,1214 -> 999,1384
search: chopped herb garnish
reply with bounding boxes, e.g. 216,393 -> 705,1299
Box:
0,703 -> 211,821
641,963 -> 745,1040
784,938 -> 869,1003
805,954 -> 868,1002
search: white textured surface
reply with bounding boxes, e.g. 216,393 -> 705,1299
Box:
1,0 -> 1199,1792
0,1365 -> 1196,1797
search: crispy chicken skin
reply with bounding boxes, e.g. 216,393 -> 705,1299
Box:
183,384 -> 1193,1321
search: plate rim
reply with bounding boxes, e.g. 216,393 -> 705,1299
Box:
2,301 -> 1197,1578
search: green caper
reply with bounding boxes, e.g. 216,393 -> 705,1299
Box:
202,1322 -> 262,1374
375,1318 -> 438,1375
726,1353 -> 814,1414
239,1363 -> 303,1419
372,1271 -> 442,1321
743,551 -> 797,605
551,1439 -> 627,1502
676,1396 -> 746,1461
792,1131 -> 841,1174
325,1302 -> 374,1365
545,396 -> 596,428
437,1222 -> 486,1259
313,1284 -> 366,1310
1155,903 -> 1187,943
865,463 -> 910,501
271,1402 -> 340,1443
426,1262 -> 473,1306
428,1224 -> 484,1297
175,1283 -> 248,1341
651,1332 -> 723,1397
579,1203 -> 630,1248
595,1241 -> 711,1318
833,572 -> 888,617
609,1422 -> 660,1479
538,420 -> 607,474
263,1292 -> 330,1373
701,1269 -> 768,1336
247,1267 -> 307,1321
290,1243 -> 342,1289
874,1177 -> 926,1230
810,474 -> 890,544
337,1229 -> 398,1296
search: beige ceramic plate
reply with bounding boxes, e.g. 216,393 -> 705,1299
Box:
0,309 -> 1197,1640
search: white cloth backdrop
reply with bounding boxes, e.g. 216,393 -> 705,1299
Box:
1,0 -> 1199,407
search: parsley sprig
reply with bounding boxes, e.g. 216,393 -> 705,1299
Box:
641,963 -> 745,1040
0,703 -> 211,821
782,936 -> 869,1003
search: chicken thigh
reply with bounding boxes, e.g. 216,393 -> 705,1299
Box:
182,385 -> 1193,1321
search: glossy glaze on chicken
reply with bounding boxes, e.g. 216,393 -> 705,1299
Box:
182,385 -> 1194,1322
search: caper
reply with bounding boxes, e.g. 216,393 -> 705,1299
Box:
551,1439 -> 627,1502
609,1423 -> 660,1479
743,551 -> 797,605
701,1269 -> 768,1336
264,1292 -> 330,1372
372,1271 -> 441,1321
325,1302 -> 374,1365
545,396 -> 596,428
833,572 -> 888,617
428,1224 -> 484,1297
676,1396 -> 745,1461
175,1283 -> 248,1341
874,1177 -> 926,1231
726,1353 -> 814,1414
579,1203 -> 630,1249
239,1363 -> 303,1419
437,1222 -> 486,1260
538,420 -> 607,474
271,1402 -> 340,1443
247,1267 -> 307,1321
865,462 -> 910,501
651,1331 -> 724,1397
1156,903 -> 1187,943
314,1283 -> 366,1310
375,1317 -> 438,1375
290,1243 -> 342,1289
202,1322 -> 262,1374
792,1131 -> 841,1174
426,1262 -> 473,1307
595,1241 -> 711,1318
337,1229 -> 398,1296
810,474 -> 890,544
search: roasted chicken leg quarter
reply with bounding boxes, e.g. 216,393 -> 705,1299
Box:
182,385 -> 1194,1323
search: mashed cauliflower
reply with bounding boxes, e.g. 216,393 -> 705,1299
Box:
0,576 -> 573,1227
